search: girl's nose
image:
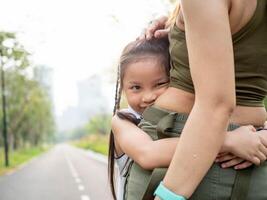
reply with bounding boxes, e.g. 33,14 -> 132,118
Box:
142,92 -> 156,103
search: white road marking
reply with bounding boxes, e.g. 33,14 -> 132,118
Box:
81,195 -> 90,200
64,153 -> 79,178
76,178 -> 81,183
78,185 -> 85,191
64,148 -> 91,200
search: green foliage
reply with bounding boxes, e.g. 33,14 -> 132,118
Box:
168,0 -> 177,5
56,126 -> 87,142
0,31 -> 55,150
86,114 -> 111,135
72,134 -> 109,155
70,114 -> 112,155
0,145 -> 50,175
56,114 -> 111,143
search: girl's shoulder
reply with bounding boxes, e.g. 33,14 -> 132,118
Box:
120,107 -> 141,119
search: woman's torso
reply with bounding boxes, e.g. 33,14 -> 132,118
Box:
155,0 -> 267,127
155,88 -> 266,126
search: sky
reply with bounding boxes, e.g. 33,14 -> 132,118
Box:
0,0 -> 173,116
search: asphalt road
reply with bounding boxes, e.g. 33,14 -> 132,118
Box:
0,144 -> 113,200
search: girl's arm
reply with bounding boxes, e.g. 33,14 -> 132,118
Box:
112,115 -> 266,170
112,115 -> 178,169
160,0 -> 236,198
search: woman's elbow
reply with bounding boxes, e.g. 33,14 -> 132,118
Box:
215,97 -> 235,115
198,94 -> 236,115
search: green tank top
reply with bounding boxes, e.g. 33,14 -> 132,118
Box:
169,0 -> 267,107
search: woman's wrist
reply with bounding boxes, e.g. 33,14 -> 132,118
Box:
154,181 -> 187,200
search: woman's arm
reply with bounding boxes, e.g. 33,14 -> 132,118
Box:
112,115 -> 178,169
160,0 -> 236,198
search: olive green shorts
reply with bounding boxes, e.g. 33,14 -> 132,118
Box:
124,106 -> 267,200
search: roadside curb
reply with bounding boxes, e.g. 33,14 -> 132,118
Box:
73,146 -> 108,165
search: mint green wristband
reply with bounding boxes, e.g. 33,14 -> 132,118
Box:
154,181 -> 186,200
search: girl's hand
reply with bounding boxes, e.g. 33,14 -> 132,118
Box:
224,125 -> 267,165
139,16 -> 169,40
215,153 -> 253,169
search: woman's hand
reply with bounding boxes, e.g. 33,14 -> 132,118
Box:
256,129 -> 267,148
223,125 -> 267,166
139,16 -> 170,40
215,153 -> 253,169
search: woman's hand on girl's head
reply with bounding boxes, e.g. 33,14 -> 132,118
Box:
223,125 -> 267,166
138,16 -> 169,40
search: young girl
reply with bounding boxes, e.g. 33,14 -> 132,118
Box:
108,37 -> 171,200
108,37 -> 264,200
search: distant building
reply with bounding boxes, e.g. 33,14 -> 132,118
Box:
57,74 -> 110,131
33,65 -> 54,101
77,74 -> 108,115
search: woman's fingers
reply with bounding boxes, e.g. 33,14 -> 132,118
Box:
221,157 -> 244,168
216,152 -> 228,158
246,125 -> 256,132
259,142 -> 267,156
154,28 -> 170,38
145,16 -> 168,40
251,156 -> 261,166
234,161 -> 253,170
215,154 -> 235,162
255,149 -> 267,163
258,130 -> 267,147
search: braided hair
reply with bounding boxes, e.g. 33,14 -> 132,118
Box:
108,37 -> 170,200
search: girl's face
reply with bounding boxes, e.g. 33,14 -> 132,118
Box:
122,57 -> 169,114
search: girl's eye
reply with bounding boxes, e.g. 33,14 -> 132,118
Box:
130,85 -> 141,91
156,81 -> 168,87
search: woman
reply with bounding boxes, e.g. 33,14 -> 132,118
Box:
125,1 -> 267,199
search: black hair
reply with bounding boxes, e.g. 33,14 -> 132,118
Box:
108,37 -> 170,200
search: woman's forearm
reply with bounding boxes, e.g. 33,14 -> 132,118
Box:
162,103 -> 233,198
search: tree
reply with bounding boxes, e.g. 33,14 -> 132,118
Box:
86,114 -> 111,135
0,31 -> 55,150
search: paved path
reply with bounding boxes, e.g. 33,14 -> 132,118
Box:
0,144 -> 112,200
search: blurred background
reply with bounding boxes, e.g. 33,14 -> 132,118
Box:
0,0 -> 266,200
0,0 -> 177,200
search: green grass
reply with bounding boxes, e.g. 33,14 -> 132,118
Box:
0,145 -> 51,176
72,134 -> 109,155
